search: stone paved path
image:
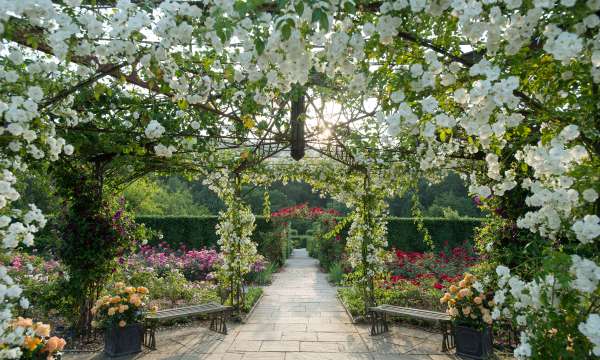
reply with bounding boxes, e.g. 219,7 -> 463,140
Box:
67,249 -> 454,359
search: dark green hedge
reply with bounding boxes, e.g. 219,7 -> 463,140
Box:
136,215 -> 276,249
386,217 -> 484,251
137,216 -> 484,252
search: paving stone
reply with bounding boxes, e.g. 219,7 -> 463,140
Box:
285,352 -> 373,360
317,332 -> 363,342
337,341 -> 370,353
242,352 -> 285,359
300,341 -> 340,352
229,340 -> 262,352
259,340 -> 300,351
282,331 -> 318,341
236,331 -> 283,341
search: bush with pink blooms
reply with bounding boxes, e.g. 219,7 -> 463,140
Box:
128,243 -> 220,281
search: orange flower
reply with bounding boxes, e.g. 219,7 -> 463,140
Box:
458,288 -> 472,298
449,285 -> 459,293
473,296 -> 482,305
440,293 -> 451,304
458,280 -> 467,288
118,304 -> 129,313
23,336 -> 42,351
129,294 -> 142,306
44,337 -> 66,353
124,287 -> 136,294
136,286 -> 149,294
107,307 -> 117,316
13,317 -> 33,328
34,322 -> 51,337
464,273 -> 475,284
110,296 -> 122,304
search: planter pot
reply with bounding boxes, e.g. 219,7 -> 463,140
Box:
104,323 -> 143,357
454,325 -> 493,360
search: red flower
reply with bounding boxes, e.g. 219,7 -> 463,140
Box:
433,282 -> 443,290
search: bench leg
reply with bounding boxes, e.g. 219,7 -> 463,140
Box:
441,321 -> 454,352
370,311 -> 388,336
144,321 -> 157,350
210,311 -> 228,335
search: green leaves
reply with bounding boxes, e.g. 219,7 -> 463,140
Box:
312,7 -> 329,31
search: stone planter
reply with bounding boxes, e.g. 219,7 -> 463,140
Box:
104,323 -> 143,357
454,324 -> 493,360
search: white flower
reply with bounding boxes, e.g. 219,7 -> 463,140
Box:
154,144 -> 176,157
145,120 -> 165,139
63,144 -> 74,155
390,90 -> 405,103
578,314 -> 600,356
572,215 -> 600,244
410,63 -> 423,77
27,87 -> 44,103
420,96 -> 439,114
570,255 -> 600,293
582,188 -> 598,203
514,332 -> 532,359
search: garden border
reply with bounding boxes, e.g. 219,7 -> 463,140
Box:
240,290 -> 264,324
336,290 -> 364,324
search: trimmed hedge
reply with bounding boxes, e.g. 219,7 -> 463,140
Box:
387,217 -> 484,251
136,215 -> 276,249
136,216 -> 484,252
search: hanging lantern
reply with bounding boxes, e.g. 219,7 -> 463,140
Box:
290,90 -> 305,161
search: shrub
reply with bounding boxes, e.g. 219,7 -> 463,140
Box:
136,215 -> 276,250
327,262 -> 344,285
91,283 -> 149,329
228,287 -> 263,313
126,244 -> 219,281
339,278 -> 446,318
256,230 -> 289,266
152,270 -> 195,306
246,262 -> 277,285
387,243 -> 479,282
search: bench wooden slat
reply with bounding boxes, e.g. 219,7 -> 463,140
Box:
146,302 -> 231,321
370,305 -> 450,321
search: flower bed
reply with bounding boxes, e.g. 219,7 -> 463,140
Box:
339,244 -> 481,318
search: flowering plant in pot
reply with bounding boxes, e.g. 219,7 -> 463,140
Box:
9,317 -> 66,360
441,273 -> 494,360
91,282 -> 150,357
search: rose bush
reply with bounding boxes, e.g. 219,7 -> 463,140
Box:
91,283 -> 149,329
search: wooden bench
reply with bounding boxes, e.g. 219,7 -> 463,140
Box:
143,302 -> 232,349
369,305 -> 454,352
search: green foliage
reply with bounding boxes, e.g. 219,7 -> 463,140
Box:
246,262 -> 277,285
387,217 -> 483,251
123,177 -> 211,216
256,230 -> 288,266
136,215 -> 276,249
152,270 -> 194,305
338,282 -> 445,318
225,287 -> 263,314
327,262 -> 344,285
291,235 -> 311,248
54,161 -> 139,333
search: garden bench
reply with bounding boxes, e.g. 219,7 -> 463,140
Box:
143,302 -> 232,349
369,304 -> 454,352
